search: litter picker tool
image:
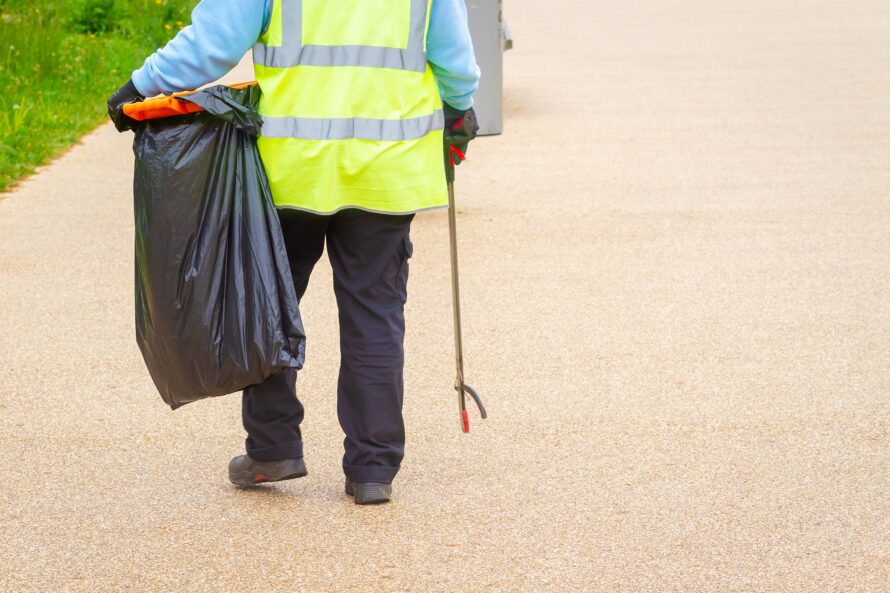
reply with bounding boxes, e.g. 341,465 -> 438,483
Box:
445,114 -> 488,433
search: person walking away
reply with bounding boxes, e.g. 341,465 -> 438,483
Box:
107,0 -> 480,504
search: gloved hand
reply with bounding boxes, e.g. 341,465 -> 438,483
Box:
443,103 -> 478,167
107,79 -> 144,132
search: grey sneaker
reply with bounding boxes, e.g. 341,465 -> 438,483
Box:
345,480 -> 392,505
228,455 -> 307,486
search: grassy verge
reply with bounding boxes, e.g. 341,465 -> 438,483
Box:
0,0 -> 195,192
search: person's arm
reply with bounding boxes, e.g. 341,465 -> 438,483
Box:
426,0 -> 481,111
131,0 -> 272,97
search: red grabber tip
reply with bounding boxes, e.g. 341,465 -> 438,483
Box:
461,409 -> 470,433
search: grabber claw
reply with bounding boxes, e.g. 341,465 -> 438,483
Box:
455,381 -> 487,433
463,383 -> 487,419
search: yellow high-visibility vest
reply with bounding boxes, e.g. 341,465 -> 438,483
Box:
254,0 -> 447,214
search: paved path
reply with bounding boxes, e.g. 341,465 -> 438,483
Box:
2,1 -> 889,591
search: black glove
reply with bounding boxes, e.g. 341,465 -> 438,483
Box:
443,103 -> 478,167
107,79 -> 144,132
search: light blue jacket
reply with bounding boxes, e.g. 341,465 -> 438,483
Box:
132,0 -> 480,110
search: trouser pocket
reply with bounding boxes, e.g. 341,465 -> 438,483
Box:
395,235 -> 413,303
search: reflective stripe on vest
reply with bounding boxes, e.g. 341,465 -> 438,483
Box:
254,0 -> 429,72
261,110 -> 444,141
253,0 -> 448,215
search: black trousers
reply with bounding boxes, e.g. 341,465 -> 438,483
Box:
242,208 -> 414,485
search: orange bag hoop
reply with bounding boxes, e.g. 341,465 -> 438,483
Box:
123,81 -> 257,121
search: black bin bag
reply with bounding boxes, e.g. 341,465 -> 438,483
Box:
131,84 -> 305,409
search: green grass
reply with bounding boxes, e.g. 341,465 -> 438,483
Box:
0,0 -> 196,192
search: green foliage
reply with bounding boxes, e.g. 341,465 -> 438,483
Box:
71,0 -> 119,35
0,0 -> 197,192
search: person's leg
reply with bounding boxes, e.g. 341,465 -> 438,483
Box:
325,209 -> 415,485
240,209 -> 329,461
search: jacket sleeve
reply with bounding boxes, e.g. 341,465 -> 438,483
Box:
131,0 -> 271,97
426,0 -> 481,111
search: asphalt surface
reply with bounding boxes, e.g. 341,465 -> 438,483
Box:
1,1 -> 889,591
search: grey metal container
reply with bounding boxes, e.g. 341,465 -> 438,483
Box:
465,0 -> 511,136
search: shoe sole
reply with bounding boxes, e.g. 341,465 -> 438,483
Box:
230,469 -> 307,487
229,462 -> 308,487
354,496 -> 390,505
345,481 -> 391,505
